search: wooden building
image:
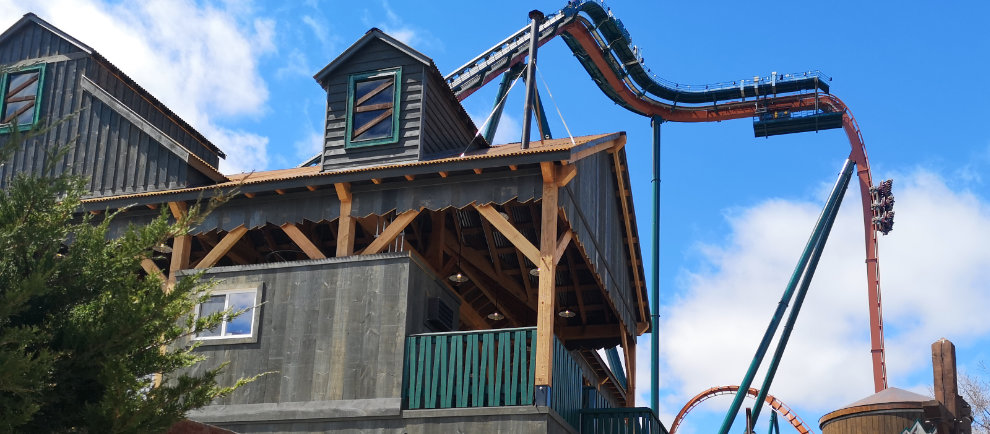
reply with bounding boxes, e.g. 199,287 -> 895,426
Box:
1,15 -> 659,433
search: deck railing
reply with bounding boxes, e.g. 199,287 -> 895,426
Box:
580,407 -> 669,434
404,327 -> 536,409
551,336 -> 584,428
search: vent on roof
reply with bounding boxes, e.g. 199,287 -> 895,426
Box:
426,296 -> 455,332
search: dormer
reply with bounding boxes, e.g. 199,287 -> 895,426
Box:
314,29 -> 485,171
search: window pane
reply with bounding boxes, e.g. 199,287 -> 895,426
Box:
198,295 -> 225,337
354,77 -> 391,102
362,83 -> 393,106
353,109 -> 393,141
224,292 -> 255,336
4,101 -> 31,124
7,72 -> 39,98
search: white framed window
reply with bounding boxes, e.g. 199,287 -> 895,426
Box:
195,283 -> 263,345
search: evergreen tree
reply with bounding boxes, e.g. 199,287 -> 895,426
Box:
0,124 -> 250,433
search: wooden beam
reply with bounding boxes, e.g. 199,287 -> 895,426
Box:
306,185 -> 318,191
371,178 -> 382,184
568,136 -> 625,164
281,223 -> 326,260
243,192 -> 255,199
554,229 -> 572,266
335,183 -> 355,256
473,168 -> 483,174
404,174 -> 415,181
360,209 -> 420,255
195,225 -> 248,269
275,189 -> 286,195
556,164 -> 577,187
141,258 -> 166,282
558,324 -> 621,340
509,165 -> 518,171
535,169 -> 559,389
474,204 -> 540,265
610,153 -> 649,327
146,203 -> 158,210
438,171 -> 448,178
479,217 -> 505,277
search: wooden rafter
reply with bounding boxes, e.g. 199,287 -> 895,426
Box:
459,262 -> 521,327
554,229 -> 572,266
280,223 -> 326,260
168,201 -> 191,285
568,135 -> 626,164
566,251 -> 588,325
479,216 -> 505,277
195,225 -> 248,269
360,209 -> 419,255
197,232 -> 252,265
442,233 -> 528,303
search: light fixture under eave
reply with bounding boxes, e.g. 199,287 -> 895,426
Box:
153,242 -> 173,253
529,267 -> 540,277
448,271 -> 469,284
487,311 -> 505,321
558,308 -> 576,318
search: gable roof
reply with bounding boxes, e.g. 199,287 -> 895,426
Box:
314,28 -> 433,86
0,13 -> 227,161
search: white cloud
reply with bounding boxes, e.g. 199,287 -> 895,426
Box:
1,0 -> 276,173
640,167 -> 990,431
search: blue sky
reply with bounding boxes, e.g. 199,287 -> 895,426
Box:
4,0 -> 990,432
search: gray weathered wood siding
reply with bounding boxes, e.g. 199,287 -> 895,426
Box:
0,18 -> 81,62
418,69 -> 479,158
559,151 -> 636,330
185,255 -> 416,406
320,38 -> 425,171
85,60 -> 220,168
0,21 -> 220,197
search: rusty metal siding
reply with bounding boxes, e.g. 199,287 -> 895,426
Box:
560,152 -> 636,330
419,69 -> 478,158
321,38 -> 425,171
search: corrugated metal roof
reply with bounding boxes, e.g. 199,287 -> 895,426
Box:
839,387 -> 933,409
82,132 -> 621,204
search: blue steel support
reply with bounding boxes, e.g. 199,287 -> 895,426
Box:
605,347 -> 627,388
533,89 -> 554,140
749,160 -> 854,426
650,115 -> 662,414
718,159 -> 856,434
483,63 -> 525,145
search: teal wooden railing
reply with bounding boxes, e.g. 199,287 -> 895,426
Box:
551,336 -> 584,429
404,327 -> 536,409
580,407 -> 670,434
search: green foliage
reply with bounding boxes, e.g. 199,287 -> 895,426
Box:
0,124 -> 251,433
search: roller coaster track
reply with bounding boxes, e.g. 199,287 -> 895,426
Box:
445,0 -> 887,393
670,385 -> 814,434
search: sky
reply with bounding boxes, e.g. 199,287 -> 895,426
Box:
3,0 -> 989,432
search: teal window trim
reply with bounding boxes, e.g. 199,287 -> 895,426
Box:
344,67 -> 402,148
0,64 -> 46,134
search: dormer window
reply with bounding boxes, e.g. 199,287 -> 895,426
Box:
345,68 -> 401,148
1,66 -> 44,133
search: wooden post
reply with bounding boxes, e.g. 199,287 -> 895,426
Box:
534,162 -> 559,404
335,183 -> 355,256
620,325 -> 636,406
167,201 -> 191,287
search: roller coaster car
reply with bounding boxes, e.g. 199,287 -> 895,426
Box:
753,110 -> 844,138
